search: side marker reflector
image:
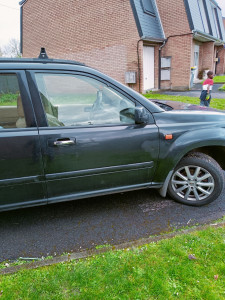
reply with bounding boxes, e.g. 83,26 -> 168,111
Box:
165,134 -> 173,140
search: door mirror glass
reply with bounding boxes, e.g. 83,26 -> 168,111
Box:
135,107 -> 150,124
120,108 -> 135,123
120,107 -> 149,124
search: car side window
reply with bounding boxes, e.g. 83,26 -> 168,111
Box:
34,73 -> 135,127
0,74 -> 26,129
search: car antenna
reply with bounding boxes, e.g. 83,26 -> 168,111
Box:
38,47 -> 49,59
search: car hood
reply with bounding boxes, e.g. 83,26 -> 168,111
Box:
153,110 -> 225,126
151,99 -> 224,113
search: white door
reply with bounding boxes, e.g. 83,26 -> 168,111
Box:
194,45 -> 200,79
143,46 -> 155,91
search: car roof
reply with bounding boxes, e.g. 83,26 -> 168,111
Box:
0,57 -> 85,67
0,58 -> 87,71
0,47 -> 85,69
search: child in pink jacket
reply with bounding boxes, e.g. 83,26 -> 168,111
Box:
199,71 -> 214,107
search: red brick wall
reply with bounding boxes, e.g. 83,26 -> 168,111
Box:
155,0 -> 192,89
155,0 -> 191,37
22,0 -> 142,90
160,35 -> 193,90
197,43 -> 225,77
215,46 -> 225,75
199,42 -> 215,72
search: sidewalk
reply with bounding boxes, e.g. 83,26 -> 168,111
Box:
161,83 -> 225,98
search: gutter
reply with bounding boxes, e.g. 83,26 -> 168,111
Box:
19,0 -> 28,6
141,36 -> 166,43
210,0 -> 221,9
192,30 -> 225,45
20,5 -> 23,54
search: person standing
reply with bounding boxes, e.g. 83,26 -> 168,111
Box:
200,71 -> 214,107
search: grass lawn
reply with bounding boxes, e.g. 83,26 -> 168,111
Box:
219,84 -> 225,91
50,94 -> 96,105
144,93 -> 225,111
213,75 -> 225,84
0,93 -> 17,106
0,225 -> 225,299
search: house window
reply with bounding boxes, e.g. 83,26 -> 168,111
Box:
141,0 -> 155,16
161,57 -> 171,81
197,0 -> 209,33
213,7 -> 223,40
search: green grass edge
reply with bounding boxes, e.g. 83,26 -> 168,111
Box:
1,221 -> 225,299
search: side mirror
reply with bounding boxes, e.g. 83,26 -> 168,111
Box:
120,108 -> 135,124
120,107 -> 149,124
134,106 -> 150,124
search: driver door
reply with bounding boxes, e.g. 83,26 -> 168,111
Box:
30,71 -> 159,203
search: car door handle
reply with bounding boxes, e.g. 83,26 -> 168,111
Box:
53,138 -> 76,146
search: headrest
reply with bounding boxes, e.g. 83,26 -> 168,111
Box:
17,95 -> 25,118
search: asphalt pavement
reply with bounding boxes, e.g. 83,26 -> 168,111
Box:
0,175 -> 225,262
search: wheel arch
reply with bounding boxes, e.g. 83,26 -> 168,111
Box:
158,145 -> 225,198
156,127 -> 225,182
187,146 -> 225,170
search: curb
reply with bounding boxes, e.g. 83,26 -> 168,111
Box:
1,221 -> 225,275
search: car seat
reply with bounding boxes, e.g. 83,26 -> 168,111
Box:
16,95 -> 26,128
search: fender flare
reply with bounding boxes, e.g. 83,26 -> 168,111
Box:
155,127 -> 225,189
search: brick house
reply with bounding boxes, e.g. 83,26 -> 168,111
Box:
157,0 -> 225,89
20,0 -> 225,92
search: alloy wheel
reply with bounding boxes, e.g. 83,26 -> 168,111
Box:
171,165 -> 215,202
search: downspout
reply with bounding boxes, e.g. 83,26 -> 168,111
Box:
158,40 -> 167,90
137,39 -> 142,93
20,5 -> 23,55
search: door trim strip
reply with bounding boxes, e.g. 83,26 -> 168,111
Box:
46,161 -> 154,181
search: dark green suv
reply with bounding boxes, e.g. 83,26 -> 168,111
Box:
0,51 -> 224,211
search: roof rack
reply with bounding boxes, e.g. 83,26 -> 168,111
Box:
0,48 -> 85,66
0,57 -> 85,66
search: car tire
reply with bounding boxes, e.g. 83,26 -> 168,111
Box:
168,152 -> 224,206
